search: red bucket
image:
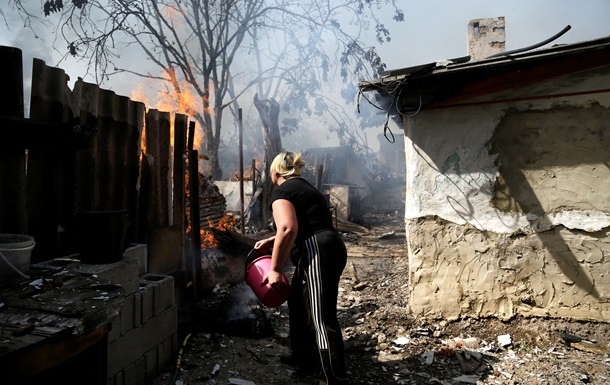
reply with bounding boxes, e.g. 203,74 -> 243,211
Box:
245,254 -> 290,308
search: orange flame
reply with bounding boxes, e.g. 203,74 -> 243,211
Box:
200,229 -> 219,250
215,214 -> 238,231
197,214 -> 238,250
130,69 -> 208,153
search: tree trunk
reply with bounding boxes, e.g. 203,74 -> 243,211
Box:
253,93 -> 282,228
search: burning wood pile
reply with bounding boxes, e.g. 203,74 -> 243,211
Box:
189,172 -> 228,231
182,166 -> 261,295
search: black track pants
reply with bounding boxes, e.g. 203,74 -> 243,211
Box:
289,230 -> 348,384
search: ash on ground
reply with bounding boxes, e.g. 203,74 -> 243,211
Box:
149,184 -> 610,385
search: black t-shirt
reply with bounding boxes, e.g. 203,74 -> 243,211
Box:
270,177 -> 334,245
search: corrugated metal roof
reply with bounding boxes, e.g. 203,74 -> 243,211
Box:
357,35 -> 610,117
359,35 -> 610,93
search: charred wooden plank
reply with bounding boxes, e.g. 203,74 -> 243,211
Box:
0,116 -> 95,149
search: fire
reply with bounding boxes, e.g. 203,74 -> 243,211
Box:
131,69 -> 226,251
198,214 -> 238,250
130,69 -> 208,154
213,214 -> 238,231
163,66 -> 200,118
200,229 -> 218,250
131,84 -> 149,154
229,160 -> 263,181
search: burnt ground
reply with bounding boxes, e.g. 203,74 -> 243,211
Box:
149,182 -> 610,385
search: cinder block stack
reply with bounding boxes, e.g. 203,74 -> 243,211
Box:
30,244 -> 179,385
108,274 -> 178,385
105,245 -> 178,385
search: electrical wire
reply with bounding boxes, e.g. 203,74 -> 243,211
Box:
168,332 -> 192,385
357,74 -> 422,144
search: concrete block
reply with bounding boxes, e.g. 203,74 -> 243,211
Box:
123,244 -> 148,276
139,281 -> 154,324
133,291 -> 142,328
107,305 -> 177,377
108,370 -> 122,385
122,357 -> 146,385
157,333 -> 180,374
31,256 -> 80,272
74,257 -> 140,295
109,371 -> 121,385
141,274 -> 175,315
144,347 -> 159,382
157,334 -> 178,374
108,308 -> 122,344
119,293 -> 136,335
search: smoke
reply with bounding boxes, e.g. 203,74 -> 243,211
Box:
224,281 -> 259,321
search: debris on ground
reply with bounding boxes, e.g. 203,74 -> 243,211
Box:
149,183 -> 610,385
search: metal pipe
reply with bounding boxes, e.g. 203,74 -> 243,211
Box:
487,25 -> 571,59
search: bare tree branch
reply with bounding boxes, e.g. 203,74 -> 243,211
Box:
11,0 -> 404,180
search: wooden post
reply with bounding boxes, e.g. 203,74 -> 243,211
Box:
0,46 -> 27,234
251,158 -> 256,200
174,115 -> 187,271
173,115 -> 187,231
316,164 -> 324,190
238,108 -> 245,234
187,121 -> 202,300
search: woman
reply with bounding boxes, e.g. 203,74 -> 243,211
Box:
254,151 -> 348,385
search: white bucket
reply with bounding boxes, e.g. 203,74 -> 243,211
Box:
0,234 -> 35,283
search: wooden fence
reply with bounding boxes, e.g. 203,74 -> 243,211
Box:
0,45 -> 199,285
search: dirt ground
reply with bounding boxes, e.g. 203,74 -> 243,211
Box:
148,182 -> 610,385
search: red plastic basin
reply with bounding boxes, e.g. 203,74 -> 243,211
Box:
244,255 -> 290,308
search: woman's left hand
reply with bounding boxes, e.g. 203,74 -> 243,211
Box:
254,237 -> 274,254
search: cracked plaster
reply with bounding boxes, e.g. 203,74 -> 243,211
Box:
404,69 -> 610,321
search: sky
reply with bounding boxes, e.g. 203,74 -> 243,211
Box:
1,0 -> 609,155
375,0 -> 610,71
2,1 -> 609,100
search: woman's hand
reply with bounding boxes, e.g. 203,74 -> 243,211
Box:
254,236 -> 275,254
261,270 -> 285,291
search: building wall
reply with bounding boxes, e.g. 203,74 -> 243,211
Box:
404,67 -> 610,321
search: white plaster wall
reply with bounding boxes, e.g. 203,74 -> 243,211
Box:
404,105 -> 525,233
405,68 -> 610,321
406,68 -> 610,234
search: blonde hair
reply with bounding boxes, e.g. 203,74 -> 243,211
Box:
270,151 -> 305,178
